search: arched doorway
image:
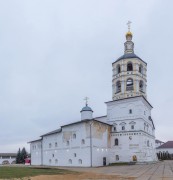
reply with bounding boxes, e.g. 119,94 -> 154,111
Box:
132,155 -> 137,162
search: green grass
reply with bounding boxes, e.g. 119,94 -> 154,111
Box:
0,166 -> 75,179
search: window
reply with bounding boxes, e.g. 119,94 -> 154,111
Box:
49,159 -> 51,164
49,143 -> 52,148
116,155 -> 119,161
122,126 -> 125,130
52,154 -> 54,158
127,62 -> 133,71
68,159 -> 72,164
147,140 -> 149,147
66,141 -> 69,146
139,64 -> 143,74
129,109 -> 132,114
78,159 -> 82,164
55,142 -> 58,147
139,80 -> 144,92
81,139 -> 85,145
126,78 -> 133,91
131,125 -> 134,130
117,64 -> 121,74
73,134 -> 76,139
116,81 -> 121,93
113,127 -> 116,131
55,159 -> 58,164
74,153 -> 76,157
115,138 -> 118,146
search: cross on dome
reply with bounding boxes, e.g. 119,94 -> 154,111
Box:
127,21 -> 132,32
84,97 -> 89,106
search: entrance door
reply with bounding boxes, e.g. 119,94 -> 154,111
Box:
103,157 -> 106,166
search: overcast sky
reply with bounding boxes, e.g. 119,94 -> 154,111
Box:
0,0 -> 173,153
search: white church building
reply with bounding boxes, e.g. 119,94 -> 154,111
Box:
29,24 -> 157,167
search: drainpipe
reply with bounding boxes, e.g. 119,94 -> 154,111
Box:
41,139 -> 43,166
90,121 -> 93,167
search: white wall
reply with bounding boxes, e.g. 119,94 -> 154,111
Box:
30,141 -> 42,165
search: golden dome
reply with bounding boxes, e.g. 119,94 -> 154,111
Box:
126,31 -> 133,37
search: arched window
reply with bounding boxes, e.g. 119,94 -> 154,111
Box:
127,62 -> 133,71
115,138 -> 118,146
122,126 -> 125,130
78,159 -> 82,164
139,64 -> 143,74
68,159 -> 72,164
81,139 -> 85,145
126,78 -> 133,91
139,80 -> 144,92
129,109 -> 132,114
115,155 -> 119,161
131,125 -> 134,130
113,127 -> 116,131
73,133 -> 76,139
116,81 -> 121,93
117,64 -> 121,74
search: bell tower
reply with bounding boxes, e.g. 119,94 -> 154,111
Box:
112,22 -> 147,100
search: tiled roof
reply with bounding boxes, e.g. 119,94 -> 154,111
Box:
157,141 -> 173,149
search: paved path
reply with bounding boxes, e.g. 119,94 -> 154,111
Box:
62,160 -> 173,180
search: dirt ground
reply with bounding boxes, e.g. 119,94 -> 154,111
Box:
29,172 -> 134,180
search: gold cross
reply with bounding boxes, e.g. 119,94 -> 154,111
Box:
84,97 -> 89,106
127,21 -> 132,31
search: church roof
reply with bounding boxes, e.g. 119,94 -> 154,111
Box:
28,119 -> 111,142
0,153 -> 17,157
157,141 -> 173,149
62,119 -> 111,128
113,53 -> 147,65
28,138 -> 42,143
40,128 -> 62,137
105,95 -> 153,108
155,139 -> 164,143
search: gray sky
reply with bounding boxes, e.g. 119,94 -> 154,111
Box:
0,0 -> 172,153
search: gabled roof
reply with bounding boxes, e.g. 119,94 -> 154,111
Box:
155,139 -> 164,144
28,138 -> 42,143
40,128 -> 62,137
157,141 -> 173,149
0,153 -> 17,157
61,119 -> 111,128
28,118 -> 112,143
94,115 -> 107,119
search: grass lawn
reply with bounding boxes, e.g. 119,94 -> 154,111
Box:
0,166 -> 75,179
